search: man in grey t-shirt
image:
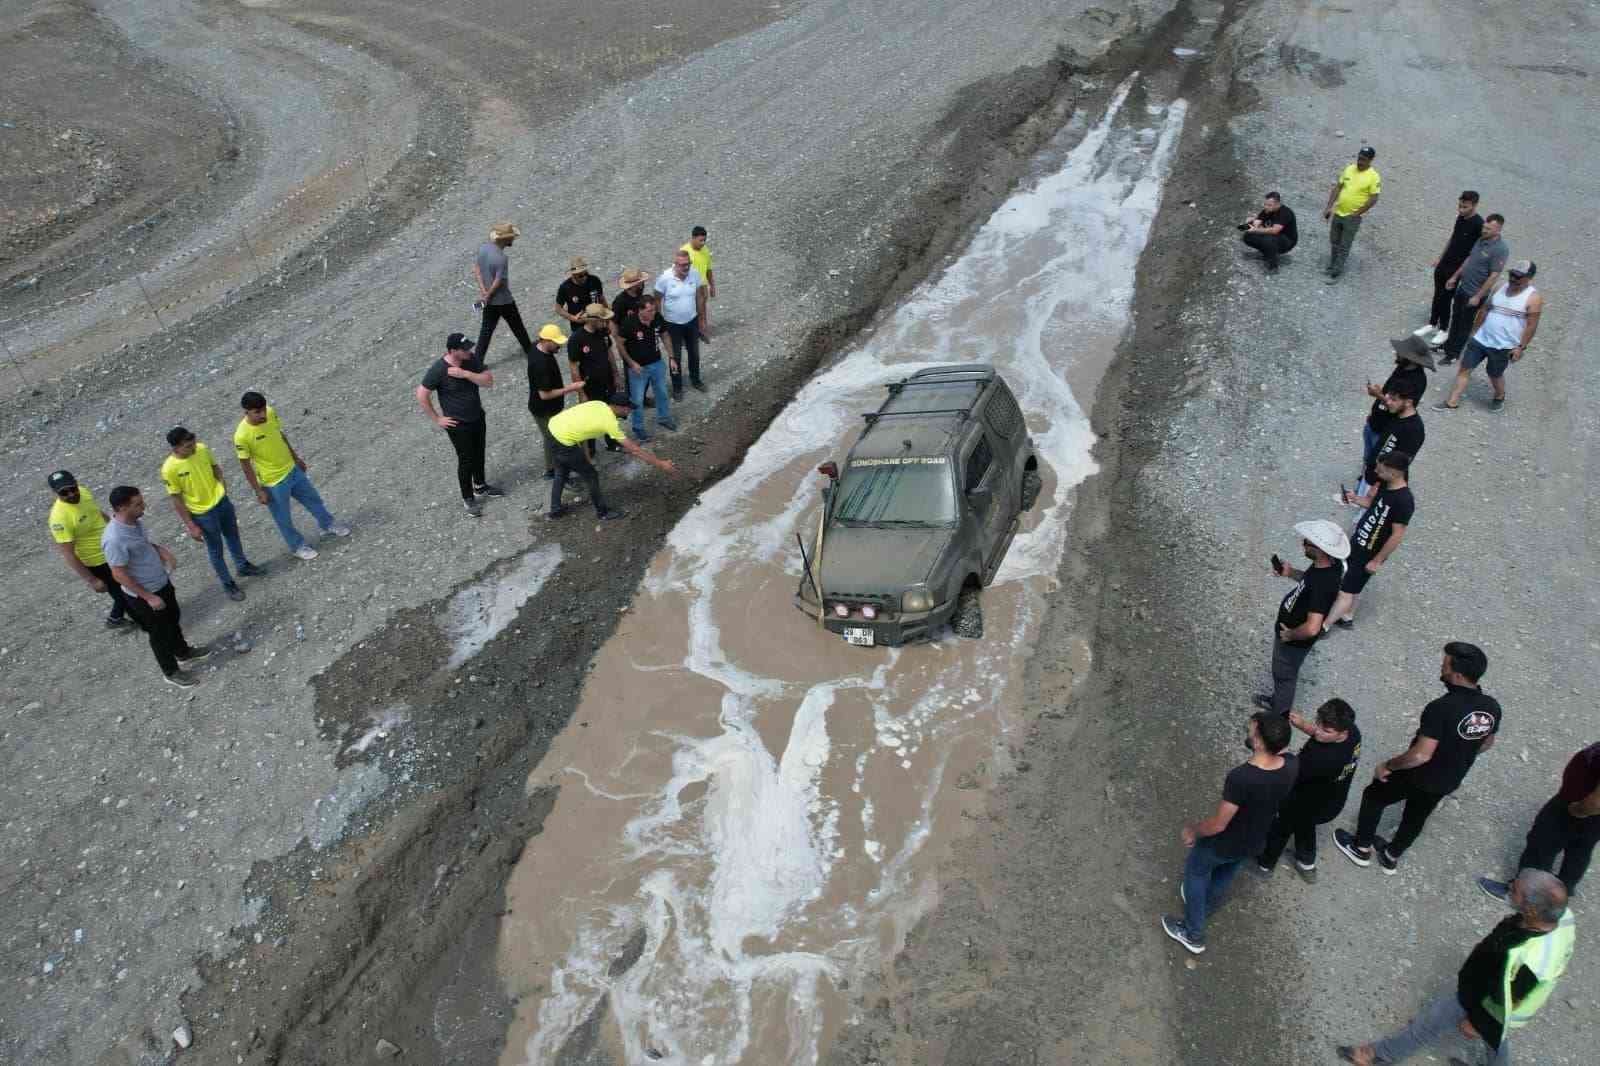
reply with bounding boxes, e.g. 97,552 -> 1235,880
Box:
472,221 -> 534,364
101,486 -> 209,687
1439,213 -> 1509,363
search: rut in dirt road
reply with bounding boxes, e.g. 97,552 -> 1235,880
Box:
486,76 -> 1187,1066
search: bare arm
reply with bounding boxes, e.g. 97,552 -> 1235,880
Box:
1354,193 -> 1378,217
1324,181 -> 1341,216
1379,735 -> 1439,778
1512,296 -> 1543,359
617,436 -> 677,475
474,262 -> 500,301
109,562 -> 166,608
569,360 -> 588,401
446,364 -> 494,388
169,494 -> 202,540
279,430 -> 307,471
1368,523 -> 1407,568
416,385 -> 457,428
1286,710 -> 1317,736
55,541 -> 100,585
1280,611 -> 1327,642
1184,800 -> 1240,843
705,268 -> 716,299
1469,270 -> 1501,303
537,379 -> 585,402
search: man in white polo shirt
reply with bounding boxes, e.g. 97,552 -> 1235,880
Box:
654,249 -> 708,399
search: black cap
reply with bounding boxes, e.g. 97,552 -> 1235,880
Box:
1357,146 -> 1376,158
446,332 -> 474,352
166,426 -> 195,447
47,470 -> 77,492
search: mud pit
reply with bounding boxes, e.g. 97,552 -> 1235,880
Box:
493,79 -> 1186,1064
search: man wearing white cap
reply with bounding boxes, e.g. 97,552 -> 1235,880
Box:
1256,519 -> 1349,717
1438,260 -> 1543,412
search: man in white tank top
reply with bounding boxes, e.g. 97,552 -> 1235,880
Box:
1438,260 -> 1543,412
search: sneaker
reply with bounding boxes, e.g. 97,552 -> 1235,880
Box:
1160,915 -> 1206,954
463,499 -> 482,518
1430,328 -> 1449,346
1295,860 -> 1319,884
547,507 -> 570,520
473,483 -> 505,497
326,523 -> 352,537
1179,882 -> 1186,904
105,613 -> 129,629
237,562 -> 267,577
1334,828 -> 1372,867
657,419 -> 679,432
543,469 -> 556,480
1250,861 -> 1273,880
691,379 -> 707,392
177,646 -> 212,664
1375,837 -> 1399,876
1433,399 -> 1459,411
1477,877 -> 1512,903
672,388 -> 684,402
598,508 -> 626,522
1490,397 -> 1506,411
1436,354 -> 1458,366
1332,617 -> 1355,630
1411,325 -> 1434,337
163,671 -> 199,689
1250,693 -> 1275,711
223,584 -> 246,602
634,430 -> 653,443
293,544 -> 321,559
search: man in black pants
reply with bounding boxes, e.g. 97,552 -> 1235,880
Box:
473,222 -> 534,363
101,486 -> 211,689
1479,742 -> 1600,898
545,397 -> 677,521
1256,698 -> 1361,883
567,304 -> 623,455
1336,641 -> 1501,875
528,323 -> 584,480
1415,191 -> 1482,346
416,331 -> 499,517
1240,191 -> 1297,273
1438,213 -> 1508,364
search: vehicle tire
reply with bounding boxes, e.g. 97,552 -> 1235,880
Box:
1020,468 -> 1043,512
950,586 -> 984,639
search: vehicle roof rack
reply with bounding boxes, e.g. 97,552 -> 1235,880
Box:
885,372 -> 990,393
862,408 -> 970,423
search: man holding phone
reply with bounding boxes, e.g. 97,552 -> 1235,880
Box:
1255,519 -> 1348,717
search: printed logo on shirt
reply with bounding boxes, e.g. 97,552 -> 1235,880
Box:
1336,740 -> 1362,782
1458,710 -> 1496,739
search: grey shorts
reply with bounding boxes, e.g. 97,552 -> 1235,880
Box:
1461,338 -> 1512,377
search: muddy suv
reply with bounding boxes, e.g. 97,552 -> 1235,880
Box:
795,365 -> 1040,646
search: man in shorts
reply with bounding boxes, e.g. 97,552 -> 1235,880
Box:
1328,451 -> 1414,630
1439,260 -> 1543,412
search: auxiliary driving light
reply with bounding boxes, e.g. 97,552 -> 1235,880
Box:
833,603 -> 850,618
860,605 -> 878,620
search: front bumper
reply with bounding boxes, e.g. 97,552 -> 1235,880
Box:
792,585 -> 952,647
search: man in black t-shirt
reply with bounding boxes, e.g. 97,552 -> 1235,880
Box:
1415,190 -> 1483,346
1355,380 -> 1424,496
415,331 -> 498,516
568,305 -> 622,455
1336,641 -> 1501,874
526,324 -> 585,480
1256,698 -> 1360,881
1255,519 -> 1349,717
1161,712 -> 1297,954
1360,336 -> 1432,475
620,296 -> 680,440
1328,450 -> 1414,630
1240,191 -> 1298,273
556,256 -> 607,334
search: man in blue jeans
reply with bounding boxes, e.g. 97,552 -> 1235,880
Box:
619,295 -> 679,439
233,392 -> 350,560
161,427 -> 263,602
1161,711 -> 1298,954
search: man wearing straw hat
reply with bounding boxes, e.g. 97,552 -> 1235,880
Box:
1254,519 -> 1349,717
613,267 -> 665,408
556,256 -> 606,334
567,304 -> 624,456
473,222 -> 534,363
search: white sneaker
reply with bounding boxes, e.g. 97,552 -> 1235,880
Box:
1411,325 -> 1433,336
292,545 -> 319,561
326,524 -> 352,537
1430,328 -> 1449,346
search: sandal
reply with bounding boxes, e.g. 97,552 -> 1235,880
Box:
1433,400 -> 1459,411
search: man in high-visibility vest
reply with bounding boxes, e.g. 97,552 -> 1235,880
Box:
1336,869 -> 1574,1065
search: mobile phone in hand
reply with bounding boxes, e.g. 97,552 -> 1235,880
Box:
1271,553 -> 1283,575
1340,482 -> 1349,503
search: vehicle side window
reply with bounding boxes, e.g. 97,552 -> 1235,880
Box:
965,437 -> 993,493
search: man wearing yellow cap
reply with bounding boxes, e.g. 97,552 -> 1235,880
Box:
526,323 -> 586,480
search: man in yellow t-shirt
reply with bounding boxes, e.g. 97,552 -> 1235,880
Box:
233,390 -> 350,559
46,469 -> 136,628
546,397 -> 677,521
161,426 -> 262,601
1322,146 -> 1382,281
680,225 -> 716,327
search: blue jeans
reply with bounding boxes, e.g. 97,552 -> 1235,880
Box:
191,494 -> 250,588
1371,993 -> 1510,1064
628,360 -> 674,435
1182,840 -> 1243,942
265,466 -> 335,551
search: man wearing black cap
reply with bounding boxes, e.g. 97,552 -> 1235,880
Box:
416,332 -> 498,517
47,471 -> 135,628
545,397 -> 677,521
1322,147 -> 1381,280
1336,641 -> 1500,875
1329,450 -> 1414,630
1439,260 -> 1544,412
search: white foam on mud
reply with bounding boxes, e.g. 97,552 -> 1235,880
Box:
442,544 -> 563,669
515,75 -> 1186,1065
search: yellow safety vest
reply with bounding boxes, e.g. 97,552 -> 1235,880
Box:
1483,909 -> 1576,1031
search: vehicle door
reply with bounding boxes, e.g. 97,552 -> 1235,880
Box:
961,430 -> 1013,575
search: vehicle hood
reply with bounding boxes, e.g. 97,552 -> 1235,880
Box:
817,524 -> 953,595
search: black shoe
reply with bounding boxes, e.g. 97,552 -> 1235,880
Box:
105,613 -> 129,629
598,508 -> 626,521
237,562 -> 267,577
691,379 -> 707,392
1251,693 -> 1275,711
672,388 -> 683,401
643,395 -> 655,408
1437,354 -> 1457,365
1332,617 -> 1354,630
223,584 -> 246,602
464,498 -> 483,517
1250,861 -> 1273,879
1374,836 -> 1399,875
1265,261 -> 1278,274
543,469 -> 555,480
177,646 -> 212,664
1333,828 -> 1372,867
547,507 -> 570,520
604,440 -> 621,453
163,671 -> 199,690
473,484 -> 505,497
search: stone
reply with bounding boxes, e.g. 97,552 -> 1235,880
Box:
174,1024 -> 193,1049
375,1038 -> 403,1058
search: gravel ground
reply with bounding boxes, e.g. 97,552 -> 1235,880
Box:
0,0 -> 1169,1062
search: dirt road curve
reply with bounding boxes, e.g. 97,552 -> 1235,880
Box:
4,0 -> 1597,1063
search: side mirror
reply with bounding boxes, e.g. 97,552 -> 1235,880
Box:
817,461 -> 839,480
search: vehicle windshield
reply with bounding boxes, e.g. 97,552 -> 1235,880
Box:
832,457 -> 956,526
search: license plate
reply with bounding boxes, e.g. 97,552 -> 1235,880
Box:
844,627 -> 876,647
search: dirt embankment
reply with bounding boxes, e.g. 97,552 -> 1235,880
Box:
166,41 -> 1148,1066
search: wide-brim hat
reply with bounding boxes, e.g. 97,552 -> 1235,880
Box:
538,324 -> 569,345
1294,519 -> 1350,561
618,267 -> 650,288
1389,335 -> 1436,370
582,302 -> 613,321
568,255 -> 590,275
489,222 -> 521,241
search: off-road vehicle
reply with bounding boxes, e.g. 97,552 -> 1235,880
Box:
794,365 -> 1040,646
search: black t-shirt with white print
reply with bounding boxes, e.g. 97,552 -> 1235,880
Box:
1395,683 -> 1502,795
557,274 -> 606,324
1364,411 -> 1425,485
1275,563 -> 1342,648
1349,485 -> 1415,560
